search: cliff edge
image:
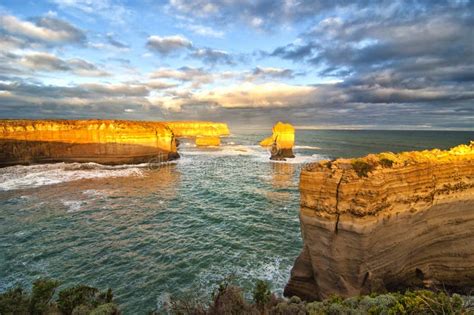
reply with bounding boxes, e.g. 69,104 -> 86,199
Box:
0,120 -> 178,167
285,142 -> 474,301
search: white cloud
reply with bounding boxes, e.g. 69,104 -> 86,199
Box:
0,15 -> 84,43
51,0 -> 132,24
183,24 -> 224,38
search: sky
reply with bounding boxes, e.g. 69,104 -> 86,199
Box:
0,0 -> 473,129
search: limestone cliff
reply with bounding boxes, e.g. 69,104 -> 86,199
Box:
285,142 -> 474,301
0,120 -> 178,167
164,121 -> 229,138
260,122 -> 295,160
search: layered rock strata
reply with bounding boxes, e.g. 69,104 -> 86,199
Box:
285,142 -> 474,300
0,120 -> 178,167
260,122 -> 295,160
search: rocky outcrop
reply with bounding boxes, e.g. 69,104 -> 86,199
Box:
0,120 -> 179,167
285,142 -> 474,300
260,122 -> 295,160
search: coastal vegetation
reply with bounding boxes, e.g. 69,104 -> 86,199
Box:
2,278 -> 473,315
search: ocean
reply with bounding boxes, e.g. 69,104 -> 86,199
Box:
0,130 -> 472,313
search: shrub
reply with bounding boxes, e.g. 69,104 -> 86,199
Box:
57,285 -> 100,315
253,280 -> 271,309
0,287 -> 30,314
379,158 -> 394,168
30,278 -> 60,314
352,160 -> 375,177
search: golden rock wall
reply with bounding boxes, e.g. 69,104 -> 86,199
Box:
0,120 -> 178,166
164,121 -> 230,138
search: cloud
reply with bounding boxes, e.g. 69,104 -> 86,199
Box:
147,81 -> 316,110
146,35 -> 192,55
18,52 -> 109,76
189,48 -> 234,65
167,0 -> 376,30
0,15 -> 85,44
182,23 -> 224,38
106,33 -> 129,49
249,67 -> 294,80
51,0 -> 132,24
149,66 -> 213,86
192,82 -> 315,108
145,80 -> 179,90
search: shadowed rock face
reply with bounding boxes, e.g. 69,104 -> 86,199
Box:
260,122 -> 295,160
0,120 -> 178,167
285,142 -> 474,300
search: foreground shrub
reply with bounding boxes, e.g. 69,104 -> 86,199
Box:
0,279 -> 118,315
2,278 -> 473,314
307,290 -> 468,315
253,280 -> 271,310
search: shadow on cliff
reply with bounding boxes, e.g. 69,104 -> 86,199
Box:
0,139 -> 179,167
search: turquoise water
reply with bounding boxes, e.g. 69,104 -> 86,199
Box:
0,130 -> 472,313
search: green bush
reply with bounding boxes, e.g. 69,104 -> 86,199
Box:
30,278 -> 60,314
0,279 -> 118,315
252,280 -> 271,309
0,287 -> 30,314
352,160 -> 375,177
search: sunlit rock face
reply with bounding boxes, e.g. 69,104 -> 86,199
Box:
260,122 -> 295,160
195,136 -> 221,147
0,120 -> 178,167
164,121 -> 229,147
164,121 -> 229,138
285,142 -> 474,301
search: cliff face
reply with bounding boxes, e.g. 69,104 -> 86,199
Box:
0,120 -> 178,167
164,121 -> 230,138
260,122 -> 295,160
285,142 -> 474,301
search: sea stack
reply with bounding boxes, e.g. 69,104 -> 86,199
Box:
285,142 -> 474,301
0,119 -> 179,167
260,122 -> 295,160
195,136 -> 221,147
